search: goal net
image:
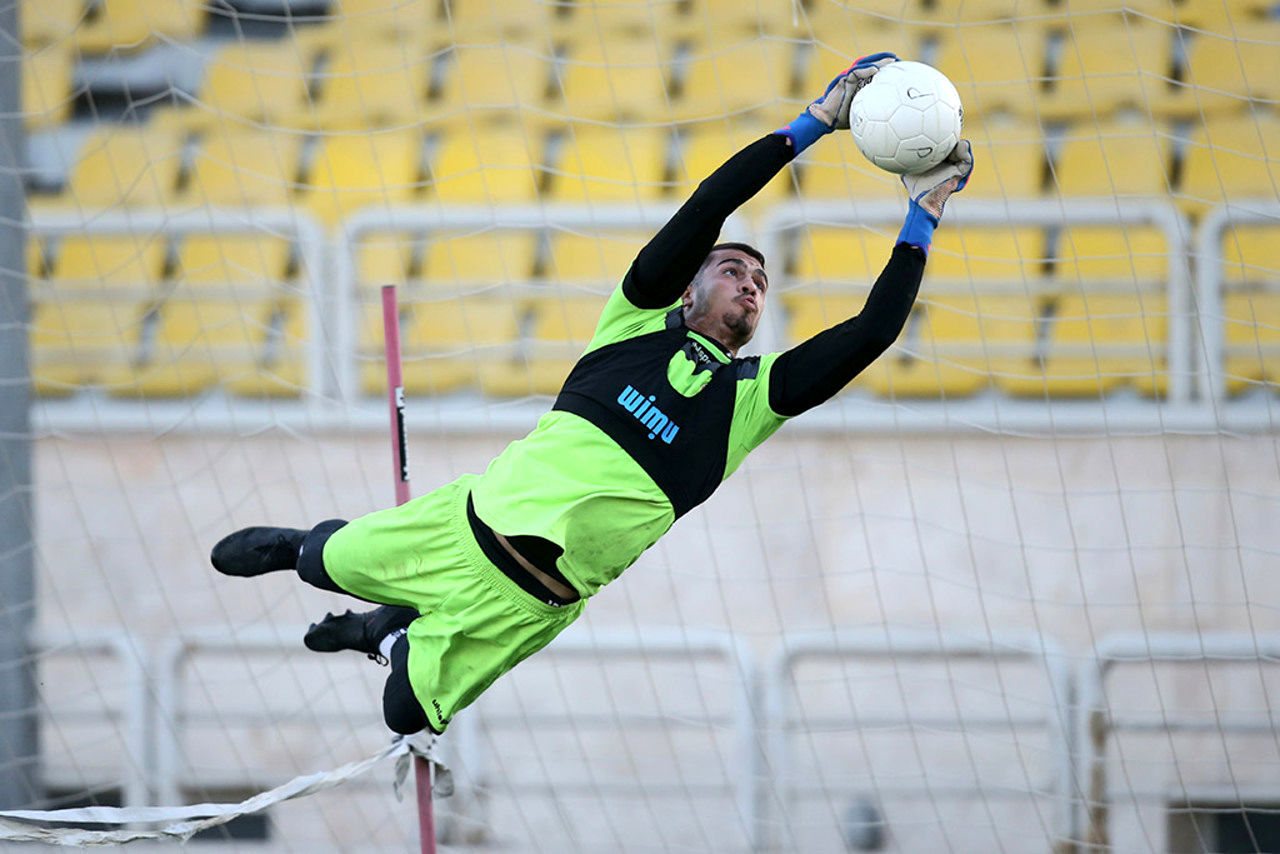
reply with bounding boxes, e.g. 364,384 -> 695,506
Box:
6,0 -> 1280,850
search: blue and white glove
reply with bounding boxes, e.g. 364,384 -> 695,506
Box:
898,139 -> 974,254
774,52 -> 898,155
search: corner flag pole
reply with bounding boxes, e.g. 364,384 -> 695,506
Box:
380,284 -> 435,853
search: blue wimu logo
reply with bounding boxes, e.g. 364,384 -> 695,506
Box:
617,385 -> 680,444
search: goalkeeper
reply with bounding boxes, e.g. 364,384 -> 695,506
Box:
211,54 -> 973,736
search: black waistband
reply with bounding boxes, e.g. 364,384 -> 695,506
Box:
465,493 -> 578,607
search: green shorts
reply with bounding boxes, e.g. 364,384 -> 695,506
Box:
321,473 -> 585,732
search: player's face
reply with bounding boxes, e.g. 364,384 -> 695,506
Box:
682,249 -> 769,352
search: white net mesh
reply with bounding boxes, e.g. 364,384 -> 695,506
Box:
6,0 -> 1280,851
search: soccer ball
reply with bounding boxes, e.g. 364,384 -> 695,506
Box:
849,60 -> 963,175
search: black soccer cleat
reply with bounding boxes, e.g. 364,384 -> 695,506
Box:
211,526 -> 306,577
303,605 -> 419,664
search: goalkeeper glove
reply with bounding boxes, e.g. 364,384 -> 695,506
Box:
774,52 -> 899,155
897,139 -> 974,254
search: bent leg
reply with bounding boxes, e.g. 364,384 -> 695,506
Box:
295,519 -> 348,594
383,634 -> 434,735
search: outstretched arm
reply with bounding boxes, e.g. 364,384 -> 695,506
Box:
622,53 -> 901,310
768,141 -> 975,417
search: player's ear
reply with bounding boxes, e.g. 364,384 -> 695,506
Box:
680,282 -> 695,309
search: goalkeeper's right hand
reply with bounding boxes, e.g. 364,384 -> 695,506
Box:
897,140 -> 974,253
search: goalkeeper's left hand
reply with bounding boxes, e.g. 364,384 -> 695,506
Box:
898,140 -> 974,253
775,52 -> 899,154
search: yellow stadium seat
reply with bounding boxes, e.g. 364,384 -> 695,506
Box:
22,0 -> 84,46
1182,22 -> 1280,113
356,234 -> 421,287
546,126 -> 672,203
790,227 -> 896,283
543,231 -> 646,286
1221,225 -> 1280,286
793,130 -> 902,202
76,0 -> 203,53
675,39 -> 799,121
1051,123 -> 1174,198
549,0 -> 685,37
430,125 -> 545,203
58,127 -> 186,211
516,296 -> 609,395
31,234 -> 166,394
1000,290 -> 1168,397
1052,226 -> 1170,283
550,40 -> 673,122
305,129 -> 427,223
432,42 -> 554,115
23,46 -> 75,129
418,231 -> 539,288
1039,24 -> 1179,119
326,0 -> 436,35
361,294 -> 525,395
689,0 -> 814,33
1179,112 -> 1280,212
1173,0 -> 1272,31
917,0 -> 1041,22
931,22 -> 1049,118
135,235 -> 298,396
199,41 -> 316,125
957,292 -> 1044,395
675,121 -> 791,203
963,123 -> 1051,198
927,227 -> 1047,283
184,129 -> 302,208
438,0 -> 550,38
311,37 -> 436,126
1222,290 -> 1280,393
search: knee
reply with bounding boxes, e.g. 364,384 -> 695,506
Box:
383,636 -> 430,735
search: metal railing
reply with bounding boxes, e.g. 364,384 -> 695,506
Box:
762,628 -> 1076,853
1077,631 -> 1280,851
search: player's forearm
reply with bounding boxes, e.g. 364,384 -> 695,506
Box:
768,243 -> 926,417
622,134 -> 793,309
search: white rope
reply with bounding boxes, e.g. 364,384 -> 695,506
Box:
0,734 -> 442,847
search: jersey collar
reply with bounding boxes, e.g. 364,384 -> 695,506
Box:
665,306 -> 732,363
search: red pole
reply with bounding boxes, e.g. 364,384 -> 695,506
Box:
380,285 -> 435,854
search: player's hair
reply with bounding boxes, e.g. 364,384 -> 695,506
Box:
709,242 -> 766,268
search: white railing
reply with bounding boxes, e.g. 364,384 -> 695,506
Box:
762,628 -> 1076,853
1077,632 -> 1280,851
1195,201 -> 1280,403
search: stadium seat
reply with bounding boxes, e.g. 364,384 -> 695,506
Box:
137,235 -> 299,396
198,41 -> 317,126
546,125 -> 673,203
23,45 -> 75,129
792,130 -> 903,202
1220,225 -> 1280,394
689,0 -> 815,33
789,227 -> 896,284
304,129 -> 428,223
931,22 -> 1048,118
438,0 -> 551,38
963,123 -> 1051,198
357,231 -> 537,395
1051,226 -> 1170,283
75,0 -> 204,53
1222,290 -> 1280,394
312,37 -> 436,126
1051,123 -> 1174,198
999,290 -> 1168,397
542,231 -> 645,287
430,124 -> 546,203
518,296 -> 609,395
31,234 -> 166,394
550,40 -> 673,122
432,42 -> 554,117
1039,25 -> 1181,120
676,121 -> 791,204
22,0 -> 84,46
325,0 -> 437,36
674,39 -> 799,122
1182,22 -> 1280,113
356,233 -> 421,287
548,0 -> 686,38
183,129 -> 302,208
1179,111 -> 1280,213
927,227 -> 1048,283
1173,0 -> 1274,31
57,127 -> 186,211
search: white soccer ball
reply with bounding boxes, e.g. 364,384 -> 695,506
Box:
848,60 -> 963,175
